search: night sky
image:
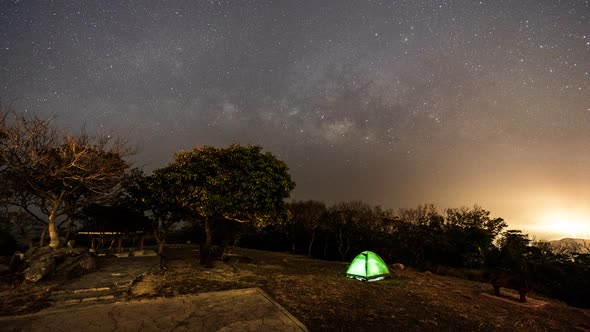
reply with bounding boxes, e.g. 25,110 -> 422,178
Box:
1,1 -> 589,240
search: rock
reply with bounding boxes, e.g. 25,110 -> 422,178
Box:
24,255 -> 56,282
21,246 -> 96,282
0,263 -> 10,273
24,246 -> 54,263
391,263 -> 405,270
54,252 -> 96,278
52,247 -> 86,260
51,248 -> 71,261
78,253 -> 97,270
424,271 -> 432,275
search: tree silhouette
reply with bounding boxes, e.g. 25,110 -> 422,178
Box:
0,110 -> 131,248
287,200 -> 327,257
157,144 -> 295,265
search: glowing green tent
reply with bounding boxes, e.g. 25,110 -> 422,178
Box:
346,251 -> 390,282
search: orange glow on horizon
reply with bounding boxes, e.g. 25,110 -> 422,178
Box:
530,207 -> 590,239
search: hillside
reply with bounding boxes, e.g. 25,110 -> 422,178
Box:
549,238 -> 590,254
1,245 -> 588,330
129,246 -> 589,331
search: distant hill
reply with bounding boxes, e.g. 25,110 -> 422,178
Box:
548,238 -> 590,254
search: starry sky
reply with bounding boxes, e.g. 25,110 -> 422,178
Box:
1,0 -> 589,240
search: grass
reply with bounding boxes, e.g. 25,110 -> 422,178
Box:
2,245 -> 589,331
132,246 -> 590,331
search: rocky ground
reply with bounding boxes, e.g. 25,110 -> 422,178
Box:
0,249 -> 158,315
2,245 -> 590,331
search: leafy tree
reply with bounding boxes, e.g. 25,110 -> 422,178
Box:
0,110 -> 131,248
445,205 -> 507,267
445,205 -> 506,239
393,204 -> 506,268
157,144 -> 295,264
486,230 -> 532,276
497,230 -> 531,259
124,168 -> 189,255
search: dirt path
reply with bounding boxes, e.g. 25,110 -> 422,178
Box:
0,288 -> 307,332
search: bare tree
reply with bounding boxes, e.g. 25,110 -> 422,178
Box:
327,201 -> 381,261
0,109 -> 132,248
288,200 -> 327,257
398,203 -> 440,225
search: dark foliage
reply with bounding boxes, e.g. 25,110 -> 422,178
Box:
0,222 -> 17,256
239,201 -> 589,308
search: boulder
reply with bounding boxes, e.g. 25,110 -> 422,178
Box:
391,263 -> 405,270
52,247 -> 86,261
21,246 -> 96,282
51,248 -> 70,261
78,252 -> 97,270
23,255 -> 56,282
24,246 -> 54,263
53,252 -> 96,278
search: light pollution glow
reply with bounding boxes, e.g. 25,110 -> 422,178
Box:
529,208 -> 590,240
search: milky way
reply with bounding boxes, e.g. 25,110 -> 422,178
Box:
1,1 -> 589,239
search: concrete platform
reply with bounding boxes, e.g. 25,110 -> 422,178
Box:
0,288 -> 308,331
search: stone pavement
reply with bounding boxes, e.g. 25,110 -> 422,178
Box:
47,254 -> 160,307
1,288 -> 308,332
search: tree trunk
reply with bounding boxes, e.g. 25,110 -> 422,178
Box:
47,209 -> 60,248
154,229 -> 166,255
204,217 -> 212,247
344,242 -> 350,261
338,228 -> 345,261
158,240 -> 165,255
48,193 -> 65,248
200,217 -> 213,266
287,227 -> 296,253
64,222 -> 73,244
158,237 -> 167,269
307,230 -> 316,257
39,226 -> 47,247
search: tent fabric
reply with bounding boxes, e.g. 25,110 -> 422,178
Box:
346,251 -> 390,281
